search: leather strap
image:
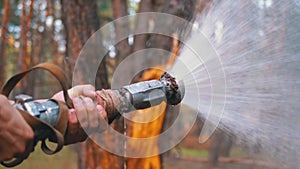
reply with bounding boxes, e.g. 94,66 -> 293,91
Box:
0,63 -> 72,167
1,63 -> 73,108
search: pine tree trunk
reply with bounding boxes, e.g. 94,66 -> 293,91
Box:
61,1 -> 109,169
61,0 -> 108,87
113,0 -> 131,64
126,1 -> 195,168
63,0 -> 195,168
132,0 -> 153,53
0,0 -> 10,87
17,0 -> 34,93
82,1 -> 131,168
82,1 -> 132,168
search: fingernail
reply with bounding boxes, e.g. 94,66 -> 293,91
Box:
69,109 -> 78,123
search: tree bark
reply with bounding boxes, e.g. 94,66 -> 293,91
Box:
18,0 -> 27,73
83,1 -> 131,169
61,0 -> 108,87
126,1 -> 195,169
132,0 -> 153,53
112,0 -> 131,64
0,0 -> 10,87
62,0 -> 192,169
83,1 -> 131,168
48,0 -> 60,65
17,0 -> 34,92
29,1 -> 49,97
61,1 -> 109,169
147,0 -> 195,61
111,0 -> 132,86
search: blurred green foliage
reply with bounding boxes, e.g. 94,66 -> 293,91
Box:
171,148 -> 209,158
0,143 -> 78,169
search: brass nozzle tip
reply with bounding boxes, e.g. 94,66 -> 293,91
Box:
160,72 -> 185,105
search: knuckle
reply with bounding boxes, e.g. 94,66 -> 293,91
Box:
84,98 -> 95,111
25,129 -> 35,140
0,95 -> 8,104
73,99 -> 84,111
15,143 -> 26,154
79,115 -> 87,121
83,97 -> 92,102
86,84 -> 95,90
81,122 -> 88,129
79,116 -> 88,128
76,105 -> 85,113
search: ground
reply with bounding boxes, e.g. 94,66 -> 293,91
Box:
0,146 -> 277,169
164,156 -> 275,169
0,124 -> 278,169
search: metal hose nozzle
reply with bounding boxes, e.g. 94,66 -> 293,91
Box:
116,72 -> 185,111
96,72 -> 185,123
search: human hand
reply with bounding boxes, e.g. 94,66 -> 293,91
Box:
0,95 -> 34,161
52,85 -> 107,144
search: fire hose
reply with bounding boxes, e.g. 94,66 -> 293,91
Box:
0,63 -> 184,167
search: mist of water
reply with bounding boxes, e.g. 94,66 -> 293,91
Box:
171,0 -> 300,168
